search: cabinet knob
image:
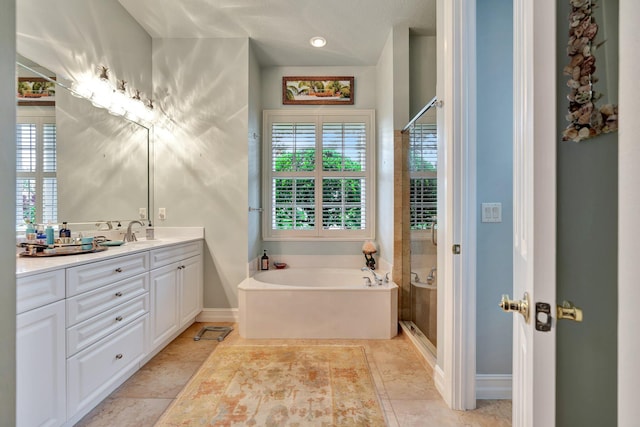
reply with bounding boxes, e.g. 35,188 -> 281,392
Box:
115,316 -> 123,322
115,354 -> 123,360
115,268 -> 123,273
115,291 -> 123,297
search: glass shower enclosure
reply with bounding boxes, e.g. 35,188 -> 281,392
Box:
400,97 -> 438,355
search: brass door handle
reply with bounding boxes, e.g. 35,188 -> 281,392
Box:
499,292 -> 530,323
557,300 -> 583,322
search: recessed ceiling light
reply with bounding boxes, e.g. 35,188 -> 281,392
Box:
310,36 -> 327,48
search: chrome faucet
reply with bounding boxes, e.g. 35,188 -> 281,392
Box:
426,267 -> 437,285
124,220 -> 144,242
411,271 -> 421,282
361,267 -> 384,285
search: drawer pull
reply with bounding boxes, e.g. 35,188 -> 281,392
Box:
177,266 -> 183,270
115,268 -> 123,273
181,265 -> 186,269
115,291 -> 123,297
115,316 -> 123,322
115,353 -> 123,360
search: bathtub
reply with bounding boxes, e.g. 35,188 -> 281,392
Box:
238,267 -> 398,339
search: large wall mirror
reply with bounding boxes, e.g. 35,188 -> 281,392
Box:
16,55 -> 150,231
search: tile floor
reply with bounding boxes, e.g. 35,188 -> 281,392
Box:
76,322 -> 511,427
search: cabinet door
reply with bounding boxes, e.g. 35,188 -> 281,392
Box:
179,255 -> 203,326
17,300 -> 66,427
149,262 -> 180,348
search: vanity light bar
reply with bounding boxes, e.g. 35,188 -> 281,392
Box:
70,65 -> 156,125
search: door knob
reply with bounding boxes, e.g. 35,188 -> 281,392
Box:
499,292 -> 530,323
557,300 -> 583,322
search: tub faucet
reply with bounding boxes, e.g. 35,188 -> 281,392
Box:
361,267 -> 384,285
124,220 -> 144,242
427,267 -> 437,285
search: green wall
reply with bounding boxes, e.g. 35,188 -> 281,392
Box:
556,0 -> 618,425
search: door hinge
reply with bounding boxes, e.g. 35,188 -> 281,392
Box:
452,244 -> 461,254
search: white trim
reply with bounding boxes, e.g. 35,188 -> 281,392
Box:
437,0 -> 477,411
196,308 -> 239,323
619,1 -> 640,425
434,364 -> 446,398
476,374 -> 512,400
399,321 -> 437,369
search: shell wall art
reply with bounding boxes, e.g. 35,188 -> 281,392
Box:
562,0 -> 618,142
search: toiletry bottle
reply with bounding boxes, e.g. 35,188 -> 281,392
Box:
45,225 -> 54,245
261,250 -> 269,270
25,222 -> 36,240
59,221 -> 71,238
146,222 -> 155,240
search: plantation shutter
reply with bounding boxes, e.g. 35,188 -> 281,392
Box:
264,110 -> 374,240
409,124 -> 437,229
16,118 -> 57,228
42,123 -> 58,224
271,122 -> 316,230
321,122 -> 367,230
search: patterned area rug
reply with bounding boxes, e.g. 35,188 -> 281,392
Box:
155,345 -> 386,426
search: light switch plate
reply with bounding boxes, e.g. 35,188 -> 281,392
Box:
158,207 -> 166,221
481,202 -> 502,223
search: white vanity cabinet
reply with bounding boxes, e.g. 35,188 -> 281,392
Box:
16,271 -> 66,427
149,241 -> 203,349
15,237 -> 204,427
65,252 -> 150,419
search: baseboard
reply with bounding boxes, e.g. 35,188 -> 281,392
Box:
196,308 -> 239,323
475,374 -> 512,400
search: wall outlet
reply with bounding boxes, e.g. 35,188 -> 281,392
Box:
158,207 -> 166,221
139,208 -> 147,219
481,202 -> 502,223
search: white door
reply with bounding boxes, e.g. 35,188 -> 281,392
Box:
510,0 -> 556,425
618,1 -> 640,425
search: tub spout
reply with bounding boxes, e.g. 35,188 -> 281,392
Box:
361,267 -> 383,285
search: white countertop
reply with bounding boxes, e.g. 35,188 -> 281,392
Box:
16,227 -> 204,278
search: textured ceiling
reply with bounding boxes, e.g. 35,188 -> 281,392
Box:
118,0 -> 436,66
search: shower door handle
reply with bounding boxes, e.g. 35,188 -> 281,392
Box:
431,222 -> 437,246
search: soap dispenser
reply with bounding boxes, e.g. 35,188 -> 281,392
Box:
261,250 -> 269,270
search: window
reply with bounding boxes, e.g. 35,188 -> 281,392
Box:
409,123 -> 437,230
263,110 -> 375,240
16,115 -> 57,229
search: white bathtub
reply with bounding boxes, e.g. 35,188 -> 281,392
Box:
238,267 -> 398,339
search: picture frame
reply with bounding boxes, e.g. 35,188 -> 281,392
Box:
17,77 -> 56,106
283,76 -> 354,105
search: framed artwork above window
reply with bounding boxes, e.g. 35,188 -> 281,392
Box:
282,76 -> 354,105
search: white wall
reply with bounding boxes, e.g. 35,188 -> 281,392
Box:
152,38 -> 250,309
248,43 -> 262,263
0,0 -> 16,422
376,31 -> 396,267
410,35 -> 437,117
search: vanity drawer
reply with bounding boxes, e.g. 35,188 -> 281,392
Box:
67,252 -> 149,297
67,293 -> 149,357
17,270 -> 65,314
66,273 -> 149,326
67,314 -> 148,416
150,241 -> 202,269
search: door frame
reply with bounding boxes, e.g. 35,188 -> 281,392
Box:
435,0 -> 477,410
618,1 -> 639,424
